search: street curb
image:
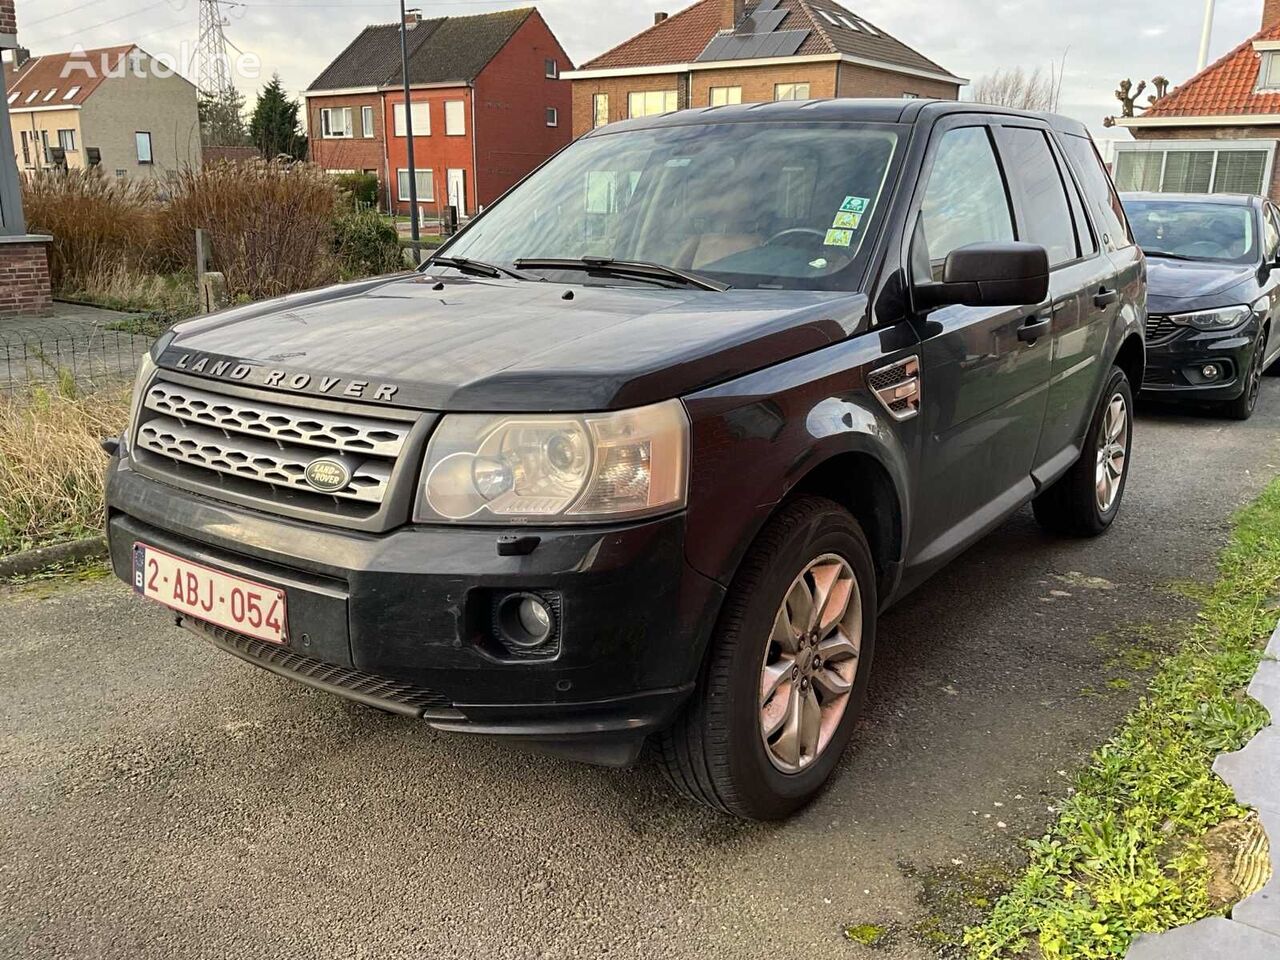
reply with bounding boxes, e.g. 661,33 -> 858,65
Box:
0,537 -> 108,579
1126,618 -> 1280,960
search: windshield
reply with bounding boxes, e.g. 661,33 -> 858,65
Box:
439,121 -> 903,291
1124,200 -> 1257,264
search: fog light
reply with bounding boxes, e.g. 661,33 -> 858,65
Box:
1202,364 -> 1222,381
497,593 -> 555,649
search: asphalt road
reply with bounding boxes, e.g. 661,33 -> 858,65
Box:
4,382 -> 1280,960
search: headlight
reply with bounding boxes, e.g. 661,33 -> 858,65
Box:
1169,305 -> 1252,331
416,400 -> 689,524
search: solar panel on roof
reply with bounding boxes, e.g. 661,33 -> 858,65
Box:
755,0 -> 781,10
697,27 -> 810,61
739,9 -> 787,34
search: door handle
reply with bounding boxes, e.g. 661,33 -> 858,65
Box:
1018,316 -> 1052,344
1094,287 -> 1120,309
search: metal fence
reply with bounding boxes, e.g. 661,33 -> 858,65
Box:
0,318 -> 157,393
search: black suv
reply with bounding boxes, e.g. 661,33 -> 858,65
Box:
1122,192 -> 1280,419
106,100 -> 1145,820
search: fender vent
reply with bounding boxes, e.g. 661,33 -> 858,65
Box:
868,357 -> 922,421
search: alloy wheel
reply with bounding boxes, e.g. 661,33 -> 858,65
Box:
1246,343 -> 1266,413
758,554 -> 862,774
1095,393 -> 1129,514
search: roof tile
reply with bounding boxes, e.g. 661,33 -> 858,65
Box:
6,45 -> 135,108
1145,21 -> 1280,118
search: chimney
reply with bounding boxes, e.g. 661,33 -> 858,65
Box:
719,0 -> 744,30
12,45 -> 28,67
404,8 -> 422,28
1267,0 -> 1280,31
654,12 -> 669,25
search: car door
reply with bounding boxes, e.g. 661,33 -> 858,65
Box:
1262,202 -> 1280,370
992,121 -> 1119,478
905,117 -> 1053,569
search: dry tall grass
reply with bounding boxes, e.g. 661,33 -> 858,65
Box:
164,161 -> 341,299
21,171 -> 160,290
0,385 -> 128,554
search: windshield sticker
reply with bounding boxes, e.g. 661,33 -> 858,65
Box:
824,229 -> 854,248
832,211 -> 862,230
840,196 -> 870,215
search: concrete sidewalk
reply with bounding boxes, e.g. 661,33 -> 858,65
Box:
1127,624 -> 1280,959
0,300 -> 147,390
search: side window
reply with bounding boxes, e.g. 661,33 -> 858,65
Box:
1264,205 -> 1280,262
1057,141 -> 1098,258
998,126 -> 1078,267
1062,133 -> 1134,251
915,126 -> 1014,282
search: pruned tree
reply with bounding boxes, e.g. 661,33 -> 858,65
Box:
199,87 -> 249,147
972,66 -> 1058,112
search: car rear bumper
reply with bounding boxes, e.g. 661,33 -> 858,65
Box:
106,455 -> 723,766
1141,321 -> 1260,402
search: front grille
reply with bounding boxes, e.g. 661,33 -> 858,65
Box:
186,616 -> 459,717
133,378 -> 418,519
1146,314 -> 1180,343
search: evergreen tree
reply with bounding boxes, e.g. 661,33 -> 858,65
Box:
199,87 -> 249,147
248,74 -> 307,161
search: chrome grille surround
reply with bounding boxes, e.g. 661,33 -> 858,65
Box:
129,373 -> 430,531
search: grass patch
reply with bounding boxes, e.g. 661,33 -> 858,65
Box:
844,923 -> 888,947
0,384 -> 128,556
64,263 -> 201,329
964,479 -> 1280,959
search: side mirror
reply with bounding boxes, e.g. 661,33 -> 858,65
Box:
915,242 -> 1050,310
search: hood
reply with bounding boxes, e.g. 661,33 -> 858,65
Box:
1145,257 -> 1260,314
159,274 -> 868,412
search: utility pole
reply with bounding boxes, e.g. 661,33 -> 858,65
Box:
196,0 -> 234,96
1197,0 -> 1216,72
399,0 -> 421,263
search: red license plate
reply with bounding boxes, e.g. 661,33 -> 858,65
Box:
133,543 -> 287,645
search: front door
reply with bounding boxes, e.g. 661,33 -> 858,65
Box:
906,118 -> 1053,569
447,168 -> 467,218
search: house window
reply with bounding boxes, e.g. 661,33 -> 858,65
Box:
63,86 -> 80,100
397,168 -> 435,202
628,90 -> 678,118
43,89 -> 56,102
362,105 -> 375,138
24,90 -> 38,104
5,93 -> 15,105
1260,51 -> 1280,91
545,58 -> 558,79
393,102 -> 431,137
19,131 -> 29,166
774,82 -> 811,101
709,86 -> 742,106
1113,143 -> 1273,196
445,100 -> 466,136
546,107 -> 558,127
902,92 -> 920,99
136,131 -> 153,164
320,107 -> 353,139
592,93 -> 609,128
58,129 -> 77,152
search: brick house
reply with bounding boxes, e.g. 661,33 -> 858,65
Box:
5,45 -> 200,181
565,0 -> 964,138
0,0 -> 52,315
305,7 -> 573,217
1114,1 -> 1280,200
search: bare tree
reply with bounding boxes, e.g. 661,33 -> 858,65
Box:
972,66 -> 1058,111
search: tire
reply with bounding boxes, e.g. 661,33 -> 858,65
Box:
656,496 -> 877,820
1033,366 -> 1133,538
1221,334 -> 1267,421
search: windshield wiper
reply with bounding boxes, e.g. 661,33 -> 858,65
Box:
426,255 -> 534,282
1142,250 -> 1199,262
513,256 -> 730,292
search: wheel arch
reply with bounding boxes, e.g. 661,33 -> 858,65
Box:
1114,331 -> 1145,392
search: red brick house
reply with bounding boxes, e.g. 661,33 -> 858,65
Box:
305,7 -> 572,217
565,0 -> 964,138
1114,1 -> 1280,200
0,0 -> 53,315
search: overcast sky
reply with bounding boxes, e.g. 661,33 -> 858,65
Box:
11,0 -> 1272,141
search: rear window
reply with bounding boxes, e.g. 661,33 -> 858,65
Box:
1062,134 -> 1134,251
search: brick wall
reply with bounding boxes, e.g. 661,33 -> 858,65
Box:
0,239 -> 53,316
0,0 -> 16,39
307,93 -> 386,183
571,72 -> 684,137
835,62 -> 959,100
689,63 -> 838,107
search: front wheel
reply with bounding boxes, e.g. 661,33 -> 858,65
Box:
656,497 -> 877,820
1033,366 -> 1133,537
1221,334 -> 1268,420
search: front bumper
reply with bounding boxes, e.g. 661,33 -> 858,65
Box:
1142,320 -> 1261,402
106,455 -> 725,766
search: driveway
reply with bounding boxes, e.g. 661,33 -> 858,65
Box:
4,383 -> 1280,960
